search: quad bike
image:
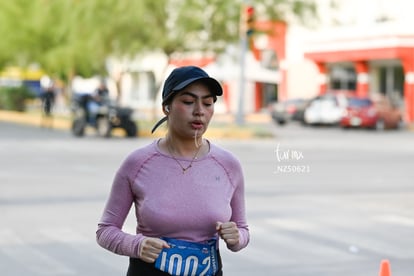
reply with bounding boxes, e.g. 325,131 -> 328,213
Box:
71,94 -> 138,138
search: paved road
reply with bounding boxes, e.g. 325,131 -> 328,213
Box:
1,121 -> 413,275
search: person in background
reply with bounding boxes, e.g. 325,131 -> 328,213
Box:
87,82 -> 109,125
93,82 -> 109,104
96,66 -> 249,276
40,79 -> 56,129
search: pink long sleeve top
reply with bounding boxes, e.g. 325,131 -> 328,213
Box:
96,140 -> 249,258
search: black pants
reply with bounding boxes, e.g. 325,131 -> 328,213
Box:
126,251 -> 223,276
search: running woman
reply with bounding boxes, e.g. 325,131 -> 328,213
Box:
96,66 -> 249,275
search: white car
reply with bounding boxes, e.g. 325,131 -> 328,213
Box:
304,94 -> 347,125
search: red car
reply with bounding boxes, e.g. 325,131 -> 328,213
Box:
340,96 -> 402,130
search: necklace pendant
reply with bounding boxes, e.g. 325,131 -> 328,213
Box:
166,140 -> 202,174
182,165 -> 191,174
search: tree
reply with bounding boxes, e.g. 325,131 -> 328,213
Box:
0,0 -> 147,80
0,0 -> 318,85
136,0 -> 317,55
131,0 -> 318,103
257,0 -> 318,25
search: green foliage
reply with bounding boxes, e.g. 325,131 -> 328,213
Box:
0,86 -> 35,111
0,0 -> 318,81
257,0 -> 318,25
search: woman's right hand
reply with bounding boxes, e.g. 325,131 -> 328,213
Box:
139,237 -> 170,263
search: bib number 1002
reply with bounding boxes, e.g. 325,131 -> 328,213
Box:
158,252 -> 211,276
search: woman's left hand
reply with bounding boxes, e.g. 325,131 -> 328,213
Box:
216,221 -> 240,247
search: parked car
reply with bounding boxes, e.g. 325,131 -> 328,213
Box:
340,95 -> 402,130
303,93 -> 348,125
269,98 -> 309,125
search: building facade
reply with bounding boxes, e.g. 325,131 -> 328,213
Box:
297,0 -> 414,123
304,25 -> 414,122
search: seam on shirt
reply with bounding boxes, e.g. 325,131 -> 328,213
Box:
210,154 -> 237,189
128,151 -> 162,192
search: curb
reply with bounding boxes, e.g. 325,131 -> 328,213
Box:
0,110 -> 274,139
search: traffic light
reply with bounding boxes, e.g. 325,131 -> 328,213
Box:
244,5 -> 255,37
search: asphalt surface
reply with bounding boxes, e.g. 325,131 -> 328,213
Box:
1,121 -> 414,276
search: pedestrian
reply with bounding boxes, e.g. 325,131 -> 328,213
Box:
40,80 -> 56,128
96,65 -> 249,276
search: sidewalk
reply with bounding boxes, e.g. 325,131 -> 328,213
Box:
0,110 -> 275,139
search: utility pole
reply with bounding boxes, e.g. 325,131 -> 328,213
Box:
236,3 -> 255,125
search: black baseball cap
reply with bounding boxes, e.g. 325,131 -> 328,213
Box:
151,66 -> 223,133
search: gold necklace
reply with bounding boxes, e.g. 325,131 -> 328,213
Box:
167,140 -> 203,174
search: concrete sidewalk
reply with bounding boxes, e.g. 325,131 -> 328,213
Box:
0,110 -> 274,139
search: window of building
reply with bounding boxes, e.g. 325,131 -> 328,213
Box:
329,66 -> 356,91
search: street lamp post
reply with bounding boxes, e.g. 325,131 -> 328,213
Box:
236,4 -> 255,126
236,32 -> 247,125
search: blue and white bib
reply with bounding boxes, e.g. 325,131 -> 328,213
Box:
155,237 -> 218,276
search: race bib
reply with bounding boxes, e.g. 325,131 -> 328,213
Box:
154,237 -> 218,276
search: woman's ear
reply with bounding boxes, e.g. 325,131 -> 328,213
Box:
163,105 -> 170,115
